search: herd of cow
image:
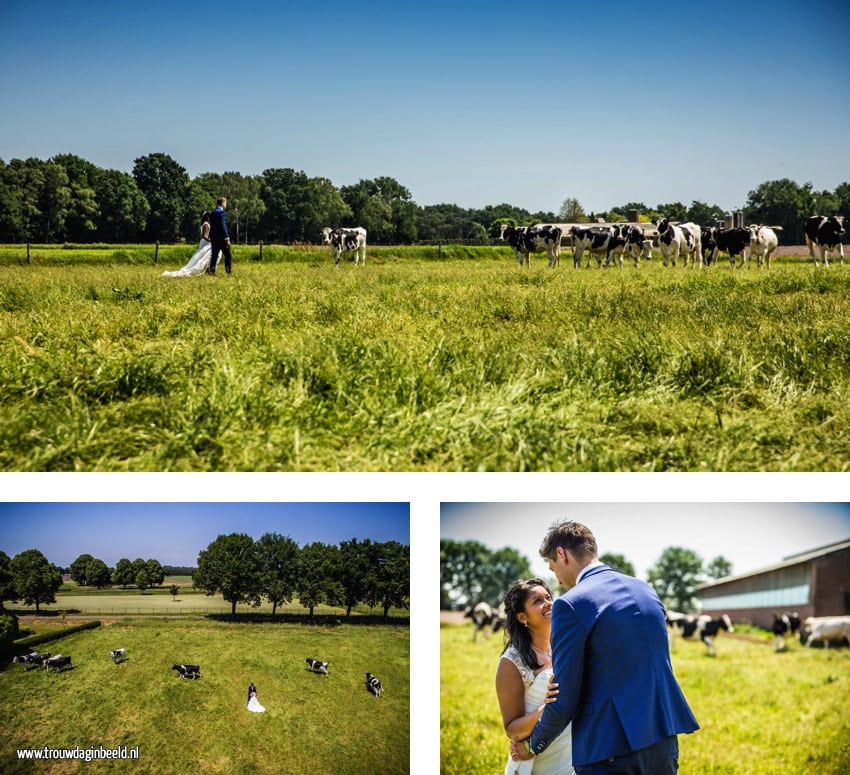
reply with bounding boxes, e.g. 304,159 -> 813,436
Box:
321,215 -> 844,270
12,647 -> 385,698
462,601 -> 850,655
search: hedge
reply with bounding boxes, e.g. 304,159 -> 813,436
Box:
14,620 -> 101,651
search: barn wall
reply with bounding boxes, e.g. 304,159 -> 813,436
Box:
812,546 -> 850,615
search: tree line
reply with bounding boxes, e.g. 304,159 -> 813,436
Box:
0,534 -> 410,620
441,539 -> 732,613
3,153 -> 845,246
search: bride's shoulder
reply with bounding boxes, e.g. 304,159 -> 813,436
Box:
500,645 -> 534,687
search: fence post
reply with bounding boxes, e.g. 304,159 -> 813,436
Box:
258,240 -> 263,261
154,240 -> 160,264
26,242 -> 31,263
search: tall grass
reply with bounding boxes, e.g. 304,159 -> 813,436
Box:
2,247 -> 849,470
440,623 -> 850,774
1,618 -> 409,774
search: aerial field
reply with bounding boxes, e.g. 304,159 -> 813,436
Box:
2,617 -> 409,774
2,244 -> 849,471
440,622 -> 850,774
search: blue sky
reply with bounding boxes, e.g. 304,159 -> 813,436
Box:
441,502 -> 850,581
0,502 -> 409,567
2,1 -> 847,215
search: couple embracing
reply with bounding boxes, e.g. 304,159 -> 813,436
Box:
162,197 -> 233,277
496,521 -> 699,775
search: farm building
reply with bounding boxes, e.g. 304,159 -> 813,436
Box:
697,539 -> 850,629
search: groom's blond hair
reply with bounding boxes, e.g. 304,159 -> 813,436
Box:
539,520 -> 597,561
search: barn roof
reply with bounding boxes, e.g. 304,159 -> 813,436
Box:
698,538 -> 850,591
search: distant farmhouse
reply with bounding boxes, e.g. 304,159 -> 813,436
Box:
697,539 -> 850,629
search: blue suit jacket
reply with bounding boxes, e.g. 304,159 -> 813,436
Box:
529,565 -> 699,766
209,206 -> 230,243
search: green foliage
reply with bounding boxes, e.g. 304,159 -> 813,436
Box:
440,623 -> 850,775
9,549 -> 63,612
599,552 -> 635,576
647,547 -> 706,611
0,613 -> 18,658
195,533 -> 264,616
441,539 -> 531,609
15,618 -> 101,649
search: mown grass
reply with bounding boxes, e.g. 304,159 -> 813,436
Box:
2,245 -> 849,470
1,618 -> 409,774
440,623 -> 850,775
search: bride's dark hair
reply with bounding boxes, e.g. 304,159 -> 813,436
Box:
201,211 -> 211,222
501,577 -> 551,670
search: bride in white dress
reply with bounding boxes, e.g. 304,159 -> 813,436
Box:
247,683 -> 265,713
162,211 -> 212,277
496,579 -> 574,775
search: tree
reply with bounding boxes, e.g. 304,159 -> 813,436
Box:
87,559 -> 112,588
194,533 -> 263,617
367,541 -> 410,619
93,169 -> 148,242
599,552 -> 635,576
341,177 -> 417,243
440,539 -> 531,609
295,542 -> 344,618
170,584 -> 179,601
686,200 -> 726,227
69,553 -> 96,586
132,152 -> 191,242
10,549 -> 63,612
135,568 -> 151,594
647,547 -> 705,612
558,197 -> 587,223
113,558 -> 134,588
746,179 -> 814,244
256,532 -> 299,616
51,153 -> 100,241
0,551 -> 15,610
339,538 -> 376,618
146,558 -> 164,587
654,202 -> 688,222
131,558 -> 147,589
705,556 -> 733,580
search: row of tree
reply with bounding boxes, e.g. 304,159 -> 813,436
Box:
440,539 -> 732,613
4,153 -> 845,246
68,553 -> 166,591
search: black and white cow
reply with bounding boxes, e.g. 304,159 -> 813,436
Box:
603,224 -> 654,268
13,651 -> 51,670
800,615 -> 850,648
172,663 -> 201,679
110,648 -> 127,664
667,613 -> 733,656
499,224 -> 563,268
44,654 -> 72,672
365,672 -> 383,697
772,612 -> 801,651
655,218 -> 703,268
463,601 -> 506,642
569,225 -> 615,268
747,225 -> 779,269
321,226 -> 367,267
703,226 -> 752,268
804,215 -> 845,267
306,658 -> 330,675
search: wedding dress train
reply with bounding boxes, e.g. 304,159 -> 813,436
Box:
162,239 -> 212,277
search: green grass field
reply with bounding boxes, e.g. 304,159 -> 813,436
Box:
440,623 -> 850,774
2,618 -> 409,774
2,244 -> 849,470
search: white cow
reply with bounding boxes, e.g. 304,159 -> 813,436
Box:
747,225 -> 779,269
801,615 -> 850,647
321,226 -> 367,267
656,218 -> 702,268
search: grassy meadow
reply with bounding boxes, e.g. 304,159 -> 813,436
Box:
2,617 -> 409,774
2,243 -> 849,470
440,623 -> 850,774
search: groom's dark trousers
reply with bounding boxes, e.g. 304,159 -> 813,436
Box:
576,734 -> 679,774
208,205 -> 232,274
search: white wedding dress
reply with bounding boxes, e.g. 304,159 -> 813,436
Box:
502,646 -> 574,775
162,237 -> 212,277
247,694 -> 265,713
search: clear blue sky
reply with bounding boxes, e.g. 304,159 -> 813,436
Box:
0,502 -> 409,567
441,502 -> 850,581
2,1 -> 847,215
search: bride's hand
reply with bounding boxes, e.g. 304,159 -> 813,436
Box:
543,674 -> 559,705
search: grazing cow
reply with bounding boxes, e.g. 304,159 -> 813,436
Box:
13,651 -> 51,670
498,224 -> 563,268
569,225 -> 615,268
365,672 -> 383,698
620,225 -> 654,267
703,226 -> 752,268
463,601 -> 506,642
44,654 -> 72,672
747,225 -> 779,269
321,226 -> 367,267
667,613 -> 733,656
772,612 -> 801,651
172,663 -> 201,679
655,218 -> 703,268
110,648 -> 127,664
804,215 -> 845,267
306,658 -> 330,675
800,615 -> 850,648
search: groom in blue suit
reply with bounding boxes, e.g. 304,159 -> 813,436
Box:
519,521 -> 699,773
207,196 -> 232,275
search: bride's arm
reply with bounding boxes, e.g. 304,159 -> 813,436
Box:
201,222 -> 211,242
496,660 -> 556,742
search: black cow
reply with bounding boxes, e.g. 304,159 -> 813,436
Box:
772,612 -> 801,651
44,654 -> 72,672
499,224 -> 563,268
463,601 -> 506,642
569,225 -> 615,268
321,226 -> 367,267
804,215 -> 845,267
365,672 -> 383,698
306,658 -> 330,675
703,227 -> 752,268
172,663 -> 201,679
